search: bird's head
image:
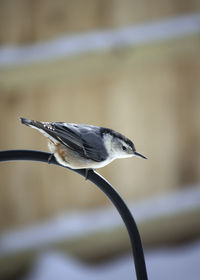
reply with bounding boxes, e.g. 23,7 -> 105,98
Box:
102,128 -> 147,160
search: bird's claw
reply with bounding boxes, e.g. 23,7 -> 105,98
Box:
85,168 -> 93,180
48,153 -> 53,164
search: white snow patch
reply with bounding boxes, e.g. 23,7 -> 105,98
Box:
0,185 -> 199,255
0,13 -> 200,67
23,241 -> 200,280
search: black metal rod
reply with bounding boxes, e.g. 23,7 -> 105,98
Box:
0,150 -> 148,280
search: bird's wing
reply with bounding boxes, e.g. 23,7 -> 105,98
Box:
45,122 -> 108,162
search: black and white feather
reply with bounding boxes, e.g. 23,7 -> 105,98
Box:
20,118 -> 146,169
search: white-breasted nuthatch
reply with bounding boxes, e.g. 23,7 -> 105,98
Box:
20,118 -> 146,172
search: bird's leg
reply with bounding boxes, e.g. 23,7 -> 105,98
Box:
48,153 -> 54,164
85,168 -> 93,180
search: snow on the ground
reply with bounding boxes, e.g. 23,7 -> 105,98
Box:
0,185 -> 200,254
24,241 -> 200,280
0,186 -> 199,279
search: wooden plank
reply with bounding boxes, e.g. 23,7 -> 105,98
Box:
0,0 -> 200,43
0,34 -> 200,90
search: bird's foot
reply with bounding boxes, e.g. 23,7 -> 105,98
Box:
85,168 -> 93,180
48,153 -> 54,164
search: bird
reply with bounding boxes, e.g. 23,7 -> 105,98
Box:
20,118 -> 147,177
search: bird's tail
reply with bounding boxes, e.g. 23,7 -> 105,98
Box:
20,117 -> 58,144
20,117 -> 43,129
20,117 -> 49,134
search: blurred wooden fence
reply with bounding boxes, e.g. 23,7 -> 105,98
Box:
0,1 -> 200,231
0,0 -> 200,43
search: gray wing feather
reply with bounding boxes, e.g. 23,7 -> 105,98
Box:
46,123 -> 108,162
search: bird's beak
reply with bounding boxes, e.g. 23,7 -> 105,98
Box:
134,151 -> 147,159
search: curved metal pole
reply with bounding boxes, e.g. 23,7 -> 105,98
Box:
0,150 -> 148,280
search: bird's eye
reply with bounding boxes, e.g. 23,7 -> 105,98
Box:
122,145 -> 127,151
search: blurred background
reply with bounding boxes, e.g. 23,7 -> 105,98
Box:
0,1 -> 200,279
